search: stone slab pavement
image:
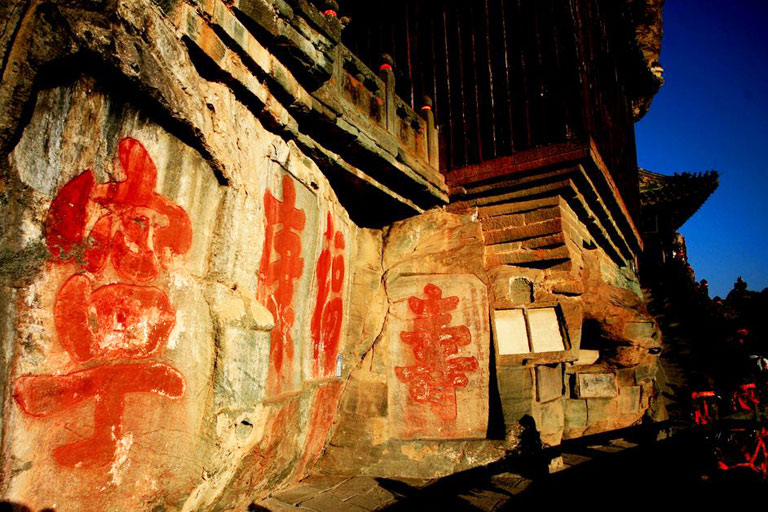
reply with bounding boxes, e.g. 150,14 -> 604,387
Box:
249,427 -> 768,511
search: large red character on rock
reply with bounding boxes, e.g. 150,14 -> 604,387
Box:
13,138 -> 191,468
310,213 -> 345,378
395,283 -> 478,422
257,175 -> 306,396
45,138 -> 192,281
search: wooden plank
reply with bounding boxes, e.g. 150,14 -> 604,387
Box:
446,141 -> 589,186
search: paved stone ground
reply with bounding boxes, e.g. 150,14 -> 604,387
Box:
250,426 -> 768,511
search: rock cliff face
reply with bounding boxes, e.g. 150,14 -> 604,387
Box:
0,72 -> 362,509
0,1 -> 664,509
630,0 -> 665,120
0,2 -> 383,508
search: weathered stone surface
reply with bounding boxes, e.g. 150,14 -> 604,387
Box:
481,212 -> 526,231
258,170 -> 318,397
623,321 -> 657,342
550,279 -> 584,297
574,349 -> 600,366
0,16 -> 366,506
586,398 -> 619,427
494,276 -> 534,304
577,373 -> 618,398
386,274 -> 490,439
635,362 -> 657,383
312,203 -> 506,477
231,0 -> 279,38
344,228 -> 386,362
2,78 -> 237,511
341,372 -> 388,420
565,399 -> 588,429
631,0 -> 665,119
535,364 -> 564,403
496,365 -> 533,436
318,438 -> 504,480
532,397 -> 565,446
485,244 -> 571,268
206,282 -> 273,409
618,386 -> 642,414
383,208 -> 487,281
483,218 -> 562,246
640,380 -> 655,410
611,345 -> 649,367
616,368 -> 637,387
300,493 -> 370,512
576,257 -> 660,369
0,0 -> 669,506
318,333 -> 504,478
294,382 -> 346,477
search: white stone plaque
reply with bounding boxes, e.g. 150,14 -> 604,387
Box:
529,308 -> 565,353
494,309 -> 530,355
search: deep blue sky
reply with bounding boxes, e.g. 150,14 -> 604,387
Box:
635,0 -> 768,298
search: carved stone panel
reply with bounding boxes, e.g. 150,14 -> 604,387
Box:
387,274 -> 489,439
577,373 -> 618,398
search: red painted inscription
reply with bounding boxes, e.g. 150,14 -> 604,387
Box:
310,213 -> 345,378
395,283 -> 478,422
54,274 -> 176,362
13,138 -> 190,467
257,175 -> 306,395
15,363 -> 184,467
45,137 -> 192,281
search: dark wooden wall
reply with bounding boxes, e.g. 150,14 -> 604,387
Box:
341,0 -> 640,213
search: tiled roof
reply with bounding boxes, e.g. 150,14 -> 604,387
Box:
639,169 -> 719,231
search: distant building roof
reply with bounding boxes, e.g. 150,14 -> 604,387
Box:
639,169 -> 719,232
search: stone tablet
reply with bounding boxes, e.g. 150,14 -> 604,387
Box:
494,309 -> 529,355
577,373 -> 618,398
536,365 -> 564,403
387,274 -> 490,439
529,308 -> 565,353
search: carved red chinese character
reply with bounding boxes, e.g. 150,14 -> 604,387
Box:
13,138 -> 190,468
45,137 -> 193,281
395,283 -> 478,422
53,274 -> 177,362
310,213 -> 345,378
14,362 -> 184,467
257,175 -> 306,395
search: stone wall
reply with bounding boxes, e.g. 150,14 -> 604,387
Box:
318,210 -> 504,477
0,67 -> 370,507
456,172 -> 663,447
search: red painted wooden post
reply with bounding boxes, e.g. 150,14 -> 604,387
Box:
420,95 -> 439,169
379,53 -> 396,134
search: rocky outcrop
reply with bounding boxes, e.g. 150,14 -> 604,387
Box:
0,1 -> 391,508
318,209 -> 505,478
629,0 -> 665,120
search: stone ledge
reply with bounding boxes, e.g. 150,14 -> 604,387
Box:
447,140 -> 643,263
181,0 -> 448,218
